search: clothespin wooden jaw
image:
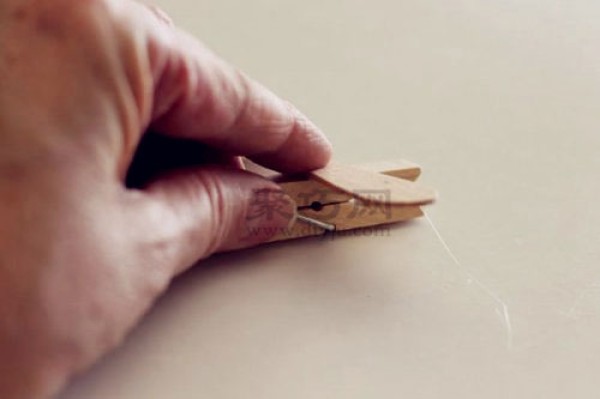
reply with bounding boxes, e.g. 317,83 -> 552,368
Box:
244,160 -> 437,242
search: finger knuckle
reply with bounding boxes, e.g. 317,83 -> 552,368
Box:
23,0 -> 109,38
194,171 -> 233,254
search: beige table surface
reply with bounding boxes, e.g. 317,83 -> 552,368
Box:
61,0 -> 600,398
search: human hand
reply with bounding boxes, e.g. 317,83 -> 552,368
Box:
0,0 -> 331,397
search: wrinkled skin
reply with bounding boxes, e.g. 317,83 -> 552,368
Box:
0,0 -> 332,397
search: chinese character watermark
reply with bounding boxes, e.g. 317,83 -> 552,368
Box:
348,190 -> 392,220
243,188 -> 394,240
246,188 -> 294,222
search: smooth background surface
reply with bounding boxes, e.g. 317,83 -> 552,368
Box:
62,1 -> 600,398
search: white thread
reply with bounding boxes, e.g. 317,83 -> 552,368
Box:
566,283 -> 600,318
423,212 -> 514,349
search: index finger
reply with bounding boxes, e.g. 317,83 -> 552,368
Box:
143,9 -> 332,173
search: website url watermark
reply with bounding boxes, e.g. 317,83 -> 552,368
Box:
245,224 -> 392,240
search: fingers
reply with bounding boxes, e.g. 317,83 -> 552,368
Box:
138,4 -> 332,173
126,167 -> 296,275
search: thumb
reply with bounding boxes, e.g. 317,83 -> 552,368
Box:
127,167 -> 296,275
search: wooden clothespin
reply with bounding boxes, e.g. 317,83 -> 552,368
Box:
245,159 -> 437,242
